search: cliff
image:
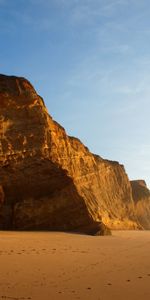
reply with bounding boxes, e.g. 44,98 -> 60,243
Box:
0,74 -> 140,233
131,180 -> 150,229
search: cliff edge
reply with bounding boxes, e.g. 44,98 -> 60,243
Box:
0,74 -> 140,233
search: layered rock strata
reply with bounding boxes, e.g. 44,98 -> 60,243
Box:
131,180 -> 150,229
0,74 -> 140,233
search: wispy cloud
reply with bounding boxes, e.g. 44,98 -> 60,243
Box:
70,0 -> 128,24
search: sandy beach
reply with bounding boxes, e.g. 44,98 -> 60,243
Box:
0,230 -> 150,300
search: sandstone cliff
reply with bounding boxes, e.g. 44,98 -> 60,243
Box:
0,74 -> 140,233
131,180 -> 150,229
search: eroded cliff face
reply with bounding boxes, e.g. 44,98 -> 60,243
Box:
131,180 -> 150,229
0,74 -> 139,233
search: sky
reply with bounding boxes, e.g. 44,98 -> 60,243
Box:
0,0 -> 150,187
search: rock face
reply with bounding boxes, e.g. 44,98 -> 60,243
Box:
131,180 -> 150,229
0,74 -> 140,233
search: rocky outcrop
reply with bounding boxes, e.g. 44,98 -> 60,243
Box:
0,74 -> 140,233
131,180 -> 150,229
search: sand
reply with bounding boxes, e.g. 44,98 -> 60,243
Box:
0,230 -> 150,300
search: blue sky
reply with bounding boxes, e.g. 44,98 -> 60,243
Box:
0,0 -> 150,187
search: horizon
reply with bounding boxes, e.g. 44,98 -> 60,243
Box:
0,0 -> 150,187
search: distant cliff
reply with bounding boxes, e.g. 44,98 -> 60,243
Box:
0,74 -> 142,233
131,180 -> 150,229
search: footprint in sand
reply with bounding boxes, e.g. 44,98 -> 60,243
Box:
107,283 -> 112,286
138,276 -> 142,279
